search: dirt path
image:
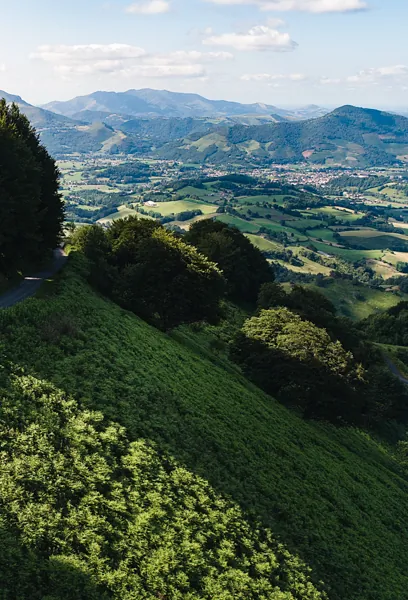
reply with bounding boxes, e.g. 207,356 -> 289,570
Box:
0,248 -> 67,309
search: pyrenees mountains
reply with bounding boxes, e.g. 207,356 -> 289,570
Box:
2,88 -> 408,167
42,88 -> 328,121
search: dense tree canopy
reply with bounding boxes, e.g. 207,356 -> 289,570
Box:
0,100 -> 64,274
72,217 -> 225,330
185,219 -> 274,303
231,308 -> 362,422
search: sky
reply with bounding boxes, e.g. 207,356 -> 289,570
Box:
1,0 -> 407,109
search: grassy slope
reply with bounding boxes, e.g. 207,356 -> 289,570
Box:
306,280 -> 407,320
1,258 -> 408,599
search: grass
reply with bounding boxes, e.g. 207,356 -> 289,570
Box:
310,241 -> 384,262
97,205 -> 151,224
275,257 -> 332,276
246,234 -> 281,252
383,251 -> 408,266
215,214 -> 261,233
234,194 -> 291,205
307,228 -> 338,243
152,200 -> 217,217
310,207 -> 362,223
1,258 -> 408,600
307,280 -> 406,320
177,185 -> 220,201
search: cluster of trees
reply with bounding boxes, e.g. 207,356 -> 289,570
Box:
231,282 -> 408,425
72,217 -> 224,330
95,161 -> 155,184
0,100 -> 64,274
73,217 -> 274,328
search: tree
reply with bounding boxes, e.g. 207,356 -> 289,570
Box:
257,282 -> 288,309
0,99 -> 64,274
231,308 -> 362,422
185,219 -> 274,303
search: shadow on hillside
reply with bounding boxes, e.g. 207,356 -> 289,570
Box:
0,522 -> 108,600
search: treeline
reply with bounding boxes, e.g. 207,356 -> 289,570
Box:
0,100 -> 64,274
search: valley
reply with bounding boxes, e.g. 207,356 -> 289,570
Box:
61,156 -> 408,319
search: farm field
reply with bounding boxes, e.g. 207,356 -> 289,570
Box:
98,205 -> 146,224
276,256 -> 332,276
151,199 -> 218,217
310,207 -> 362,222
246,234 -> 282,252
1,259 -> 408,600
310,241 -> 384,261
383,250 -> 408,266
216,214 -> 261,233
307,228 -> 339,242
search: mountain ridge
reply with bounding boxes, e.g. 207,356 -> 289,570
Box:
42,88 -> 328,121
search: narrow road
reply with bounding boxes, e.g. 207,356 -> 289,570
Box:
0,248 -> 67,309
383,354 -> 408,385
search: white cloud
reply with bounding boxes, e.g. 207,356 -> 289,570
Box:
241,72 -> 305,81
203,25 -> 297,51
319,76 -> 342,84
30,44 -> 231,79
0,64 -> 6,72
126,0 -> 170,14
206,0 -> 368,13
347,65 -> 408,84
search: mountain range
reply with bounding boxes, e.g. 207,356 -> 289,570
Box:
158,105 -> 408,167
2,88 -> 408,167
42,88 -> 329,122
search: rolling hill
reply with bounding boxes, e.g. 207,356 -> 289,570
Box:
158,105 -> 408,167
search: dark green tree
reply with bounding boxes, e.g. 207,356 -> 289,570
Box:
0,100 -> 63,274
73,217 -> 225,330
185,219 -> 274,303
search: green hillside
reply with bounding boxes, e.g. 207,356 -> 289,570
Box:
159,105 -> 408,167
1,256 -> 408,599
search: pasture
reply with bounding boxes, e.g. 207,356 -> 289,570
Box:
152,200 -> 217,217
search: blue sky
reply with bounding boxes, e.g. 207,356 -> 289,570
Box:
1,0 -> 407,108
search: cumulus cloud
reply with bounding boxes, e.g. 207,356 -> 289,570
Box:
126,0 -> 170,14
206,0 -> 368,13
30,44 -> 232,79
203,24 -> 297,51
241,72 -> 305,81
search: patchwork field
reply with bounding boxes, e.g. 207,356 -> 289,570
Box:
152,199 -> 218,216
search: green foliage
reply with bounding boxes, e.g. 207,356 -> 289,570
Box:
73,217 -> 225,330
0,100 -> 64,274
1,261 -> 408,600
361,301 -> 408,346
231,308 -> 362,422
186,219 -> 274,303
